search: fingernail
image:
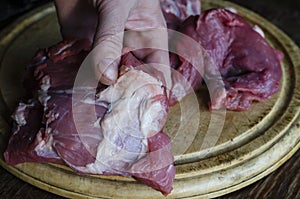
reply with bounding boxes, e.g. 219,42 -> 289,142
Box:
96,58 -> 119,85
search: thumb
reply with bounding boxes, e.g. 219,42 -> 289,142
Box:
91,0 -> 137,85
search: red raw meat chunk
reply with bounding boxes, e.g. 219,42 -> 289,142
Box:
23,39 -> 92,96
130,132 -> 175,196
177,9 -> 282,110
45,92 -> 108,171
168,52 -> 204,106
4,39 -> 175,195
4,100 -> 63,165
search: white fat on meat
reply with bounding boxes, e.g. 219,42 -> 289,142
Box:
253,25 -> 265,38
38,75 -> 51,110
11,101 -> 39,136
186,0 -> 200,15
34,128 -> 59,159
225,7 -> 238,14
160,0 -> 201,19
73,70 -> 167,175
40,75 -> 51,91
12,103 -> 29,126
161,0 -> 181,16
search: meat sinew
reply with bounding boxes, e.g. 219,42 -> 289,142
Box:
70,70 -> 169,175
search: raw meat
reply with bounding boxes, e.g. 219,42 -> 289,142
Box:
4,5 -> 284,197
23,39 -> 92,96
5,39 -> 102,167
45,92 -> 108,170
176,8 -> 282,110
160,0 -> 201,20
160,0 -> 201,30
69,70 -> 169,176
5,39 -> 175,195
130,132 -> 175,196
4,100 -> 63,165
168,52 -> 205,106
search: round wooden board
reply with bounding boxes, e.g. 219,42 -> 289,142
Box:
0,0 -> 300,198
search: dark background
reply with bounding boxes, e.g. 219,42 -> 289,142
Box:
0,0 -> 299,45
0,0 -> 299,198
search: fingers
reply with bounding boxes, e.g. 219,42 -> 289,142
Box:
55,0 -> 171,88
91,0 -> 138,85
125,0 -> 169,64
124,0 -> 172,93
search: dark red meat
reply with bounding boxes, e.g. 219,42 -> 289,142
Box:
130,132 -> 175,196
24,39 -> 92,96
168,52 -> 204,106
160,0 -> 201,30
177,9 -> 282,110
5,39 -> 175,195
4,100 -> 63,165
45,92 -> 108,170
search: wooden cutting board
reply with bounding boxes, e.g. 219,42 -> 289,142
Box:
0,0 -> 299,198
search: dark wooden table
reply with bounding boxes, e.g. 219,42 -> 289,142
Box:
0,0 -> 299,198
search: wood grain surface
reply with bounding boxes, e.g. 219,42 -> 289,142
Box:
0,149 -> 299,199
0,0 -> 299,198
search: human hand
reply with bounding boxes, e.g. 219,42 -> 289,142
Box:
54,0 -> 171,89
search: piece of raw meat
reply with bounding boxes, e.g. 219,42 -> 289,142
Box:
160,0 -> 201,30
5,39 -> 97,166
130,132 -> 175,196
68,70 -> 168,176
45,91 -> 108,170
4,39 -> 175,195
4,100 -> 63,165
176,8 -> 282,110
23,39 -> 92,97
168,51 -> 206,106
